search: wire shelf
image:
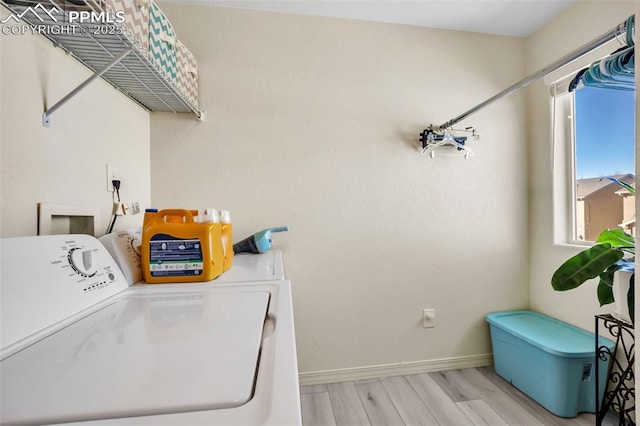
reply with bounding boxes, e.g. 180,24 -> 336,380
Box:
1,0 -> 203,119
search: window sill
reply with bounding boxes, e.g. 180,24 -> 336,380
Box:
554,241 -> 594,250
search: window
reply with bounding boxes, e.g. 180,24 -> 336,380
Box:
572,86 -> 635,242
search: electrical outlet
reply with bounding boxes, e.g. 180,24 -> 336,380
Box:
423,308 -> 436,328
106,164 -> 120,192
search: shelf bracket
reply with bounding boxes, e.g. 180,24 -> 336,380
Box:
43,49 -> 133,128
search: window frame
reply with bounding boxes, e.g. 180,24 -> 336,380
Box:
553,90 -> 592,247
568,92 -> 583,245
547,38 -> 635,248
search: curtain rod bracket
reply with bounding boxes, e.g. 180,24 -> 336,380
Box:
420,125 -> 479,150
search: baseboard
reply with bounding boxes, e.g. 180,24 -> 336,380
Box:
298,353 -> 494,386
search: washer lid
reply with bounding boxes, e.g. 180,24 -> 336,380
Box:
0,289 -> 270,425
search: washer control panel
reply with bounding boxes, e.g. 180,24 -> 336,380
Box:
1,234 -> 129,351
98,229 -> 142,285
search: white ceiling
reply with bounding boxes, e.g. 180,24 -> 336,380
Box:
171,0 -> 575,37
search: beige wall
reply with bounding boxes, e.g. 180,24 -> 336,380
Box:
151,4 -> 529,374
622,195 -> 635,222
527,1 -> 636,330
621,194 -> 635,235
576,199 -> 585,240
584,190 -> 625,241
0,7 -> 151,237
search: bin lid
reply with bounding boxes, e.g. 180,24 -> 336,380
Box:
486,310 -> 615,357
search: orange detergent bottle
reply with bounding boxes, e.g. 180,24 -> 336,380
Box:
141,208 -> 224,283
219,210 -> 233,272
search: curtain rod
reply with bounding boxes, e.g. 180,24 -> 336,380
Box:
438,14 -> 634,130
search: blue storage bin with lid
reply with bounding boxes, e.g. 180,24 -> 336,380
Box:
486,310 -> 615,417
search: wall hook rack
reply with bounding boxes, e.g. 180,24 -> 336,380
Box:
419,126 -> 479,159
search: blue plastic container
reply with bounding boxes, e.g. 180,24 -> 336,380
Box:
486,310 -> 615,417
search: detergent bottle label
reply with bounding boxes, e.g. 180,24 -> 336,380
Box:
148,234 -> 204,277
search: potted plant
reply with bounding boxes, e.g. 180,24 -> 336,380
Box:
551,178 -> 635,323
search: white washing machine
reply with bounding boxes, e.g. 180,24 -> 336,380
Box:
0,233 -> 301,425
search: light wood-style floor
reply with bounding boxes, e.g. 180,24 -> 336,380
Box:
300,366 -> 617,426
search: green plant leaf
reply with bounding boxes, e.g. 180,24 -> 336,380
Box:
597,280 -> 615,306
595,229 -> 635,255
603,177 -> 635,195
551,243 -> 624,291
599,267 -> 616,287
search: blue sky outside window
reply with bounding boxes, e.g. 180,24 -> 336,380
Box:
574,86 -> 635,179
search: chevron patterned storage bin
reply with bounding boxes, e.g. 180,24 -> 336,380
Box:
149,1 -> 177,85
176,40 -> 198,107
102,0 -> 149,52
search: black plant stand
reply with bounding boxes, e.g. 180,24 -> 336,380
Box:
595,314 -> 635,426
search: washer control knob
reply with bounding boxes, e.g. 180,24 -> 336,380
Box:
68,248 -> 97,277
